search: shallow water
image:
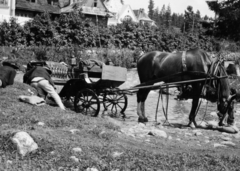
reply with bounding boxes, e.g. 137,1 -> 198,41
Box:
123,91 -> 221,125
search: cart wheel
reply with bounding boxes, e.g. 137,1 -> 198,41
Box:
74,88 -> 100,117
103,92 -> 128,115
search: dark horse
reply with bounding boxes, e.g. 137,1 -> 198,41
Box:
137,48 -> 235,127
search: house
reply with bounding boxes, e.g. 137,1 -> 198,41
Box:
15,0 -> 60,18
0,0 -> 110,26
0,0 -> 31,25
61,0 -> 110,26
0,0 -> 15,16
133,9 -> 155,26
103,0 -> 155,26
103,0 -> 138,25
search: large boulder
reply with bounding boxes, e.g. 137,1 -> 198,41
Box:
11,131 -> 38,157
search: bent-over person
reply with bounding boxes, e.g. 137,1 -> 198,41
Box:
0,61 -> 19,88
23,66 -> 65,110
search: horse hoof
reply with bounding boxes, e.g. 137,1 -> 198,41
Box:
138,117 -> 148,123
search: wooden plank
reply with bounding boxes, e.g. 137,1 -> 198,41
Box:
101,65 -> 127,82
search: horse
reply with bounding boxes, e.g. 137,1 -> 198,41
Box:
136,48 -> 235,128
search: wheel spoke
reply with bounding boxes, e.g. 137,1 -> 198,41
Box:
116,103 -> 123,110
111,104 -> 115,111
89,106 -> 97,111
105,103 -> 112,108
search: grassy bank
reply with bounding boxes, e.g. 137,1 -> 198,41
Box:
0,82 -> 240,170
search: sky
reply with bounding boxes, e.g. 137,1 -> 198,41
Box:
125,0 -> 215,18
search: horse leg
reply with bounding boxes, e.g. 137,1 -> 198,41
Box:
137,89 -> 150,122
188,85 -> 202,128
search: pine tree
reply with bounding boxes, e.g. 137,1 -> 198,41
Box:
148,0 -> 154,19
165,5 -> 172,30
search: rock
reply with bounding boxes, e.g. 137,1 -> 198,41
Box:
234,133 -> 240,139
6,160 -> 12,165
112,151 -> 123,158
72,147 -> 82,154
207,120 -> 219,127
194,132 -> 203,136
37,122 -> 45,126
221,136 -> 232,141
198,121 -> 208,128
210,112 -> 218,117
86,167 -> 99,171
176,138 -> 181,141
168,136 -> 172,140
205,140 -> 210,143
214,143 -> 227,148
221,141 -> 236,146
11,131 -> 38,157
70,156 -> 79,163
69,129 -> 80,134
148,130 -> 167,138
185,133 -> 192,136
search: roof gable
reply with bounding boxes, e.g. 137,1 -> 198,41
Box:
61,0 -> 109,16
134,9 -> 153,22
117,5 -> 138,22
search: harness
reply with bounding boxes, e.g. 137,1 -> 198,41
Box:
155,53 -> 227,126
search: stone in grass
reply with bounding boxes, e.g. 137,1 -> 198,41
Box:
214,143 -> 227,148
70,156 -> 79,163
112,151 -> 123,158
148,130 -> 167,138
221,136 -> 232,141
11,131 -> 38,157
69,129 -> 80,134
86,167 -> 99,171
37,122 -> 45,126
194,132 -> 203,136
221,141 -> 236,146
72,147 -> 82,154
6,160 -> 13,165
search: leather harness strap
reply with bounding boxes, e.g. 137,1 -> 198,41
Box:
182,51 -> 187,72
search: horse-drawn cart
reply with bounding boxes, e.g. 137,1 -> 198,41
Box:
52,60 -> 129,117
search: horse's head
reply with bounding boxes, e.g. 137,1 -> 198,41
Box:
205,57 -> 236,122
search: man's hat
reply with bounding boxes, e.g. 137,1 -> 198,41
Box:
2,61 -> 19,70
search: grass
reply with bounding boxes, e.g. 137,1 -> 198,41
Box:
0,82 -> 240,170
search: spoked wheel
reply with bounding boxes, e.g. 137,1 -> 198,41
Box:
103,92 -> 128,116
74,88 -> 100,117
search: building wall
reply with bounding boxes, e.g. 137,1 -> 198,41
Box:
85,14 -> 108,26
0,0 -> 16,16
0,14 -> 31,25
15,9 -> 36,18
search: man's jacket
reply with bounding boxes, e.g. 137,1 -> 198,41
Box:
0,65 -> 16,88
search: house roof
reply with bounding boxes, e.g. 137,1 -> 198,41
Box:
61,0 -> 109,16
16,0 -> 60,14
118,5 -> 138,22
133,9 -> 153,22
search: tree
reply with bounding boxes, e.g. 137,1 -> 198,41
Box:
207,0 -> 240,40
148,0 -> 154,19
165,5 -> 172,31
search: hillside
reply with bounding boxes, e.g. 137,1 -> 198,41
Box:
0,77 -> 240,170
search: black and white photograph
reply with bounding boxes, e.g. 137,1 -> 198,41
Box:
0,0 -> 240,170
